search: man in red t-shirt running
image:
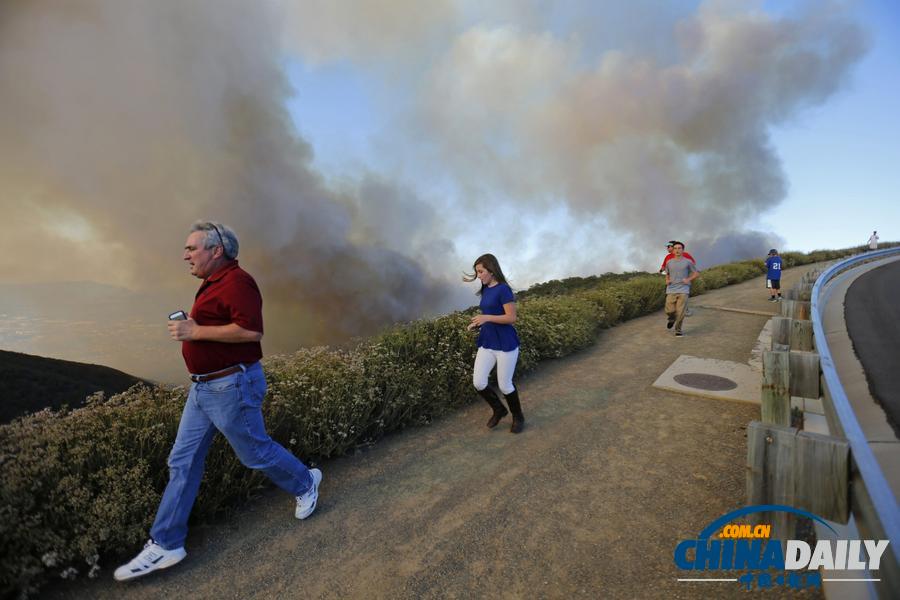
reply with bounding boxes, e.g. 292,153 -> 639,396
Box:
659,241 -> 696,273
115,221 -> 322,582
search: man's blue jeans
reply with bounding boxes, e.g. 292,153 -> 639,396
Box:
150,362 -> 312,550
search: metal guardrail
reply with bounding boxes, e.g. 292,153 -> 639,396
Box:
810,247 -> 900,594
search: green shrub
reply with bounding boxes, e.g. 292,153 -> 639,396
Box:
516,295 -> 603,371
615,276 -> 666,319
0,245 -> 873,596
780,251 -> 807,268
0,387 -> 180,595
575,288 -> 622,327
517,271 -> 646,300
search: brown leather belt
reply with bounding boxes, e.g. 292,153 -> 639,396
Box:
190,365 -> 243,383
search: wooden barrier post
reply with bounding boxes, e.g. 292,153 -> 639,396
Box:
780,299 -> 811,320
790,320 -> 814,352
794,431 -> 849,522
780,299 -> 794,318
790,300 -> 811,321
771,316 -> 792,352
747,422 -> 850,543
762,351 -> 791,426
747,423 -> 795,505
789,351 -> 820,399
747,422 -> 797,540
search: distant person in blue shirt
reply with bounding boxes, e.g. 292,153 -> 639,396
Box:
765,249 -> 783,302
464,254 -> 524,433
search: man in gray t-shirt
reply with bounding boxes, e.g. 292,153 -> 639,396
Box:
665,241 -> 699,336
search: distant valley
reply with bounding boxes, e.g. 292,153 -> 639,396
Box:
0,349 -> 147,423
0,281 -> 189,385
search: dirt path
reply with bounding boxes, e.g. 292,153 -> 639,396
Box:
52,267 -> 822,599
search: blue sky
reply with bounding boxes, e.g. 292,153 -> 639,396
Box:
283,0 -> 899,277
763,1 -> 900,250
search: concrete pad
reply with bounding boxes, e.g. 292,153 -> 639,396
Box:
652,354 -> 761,404
748,318 -> 772,373
804,412 -> 830,435
805,396 -> 825,415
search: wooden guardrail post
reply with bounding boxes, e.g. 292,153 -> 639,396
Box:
771,316 -> 792,352
747,422 -> 795,505
791,300 -> 811,320
790,319 -> 814,352
747,422 -> 798,540
762,350 -> 791,426
780,299 -> 794,318
747,422 -> 850,541
780,299 -> 810,320
801,270 -> 820,285
794,430 -> 849,522
789,351 -> 819,399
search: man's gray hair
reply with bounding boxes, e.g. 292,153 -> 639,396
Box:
190,221 -> 239,259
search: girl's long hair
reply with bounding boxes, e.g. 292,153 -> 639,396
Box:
463,253 -> 509,295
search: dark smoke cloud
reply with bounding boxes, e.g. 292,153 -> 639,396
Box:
0,1 -> 870,382
0,1 -> 467,360
409,2 -> 868,270
687,230 -> 787,268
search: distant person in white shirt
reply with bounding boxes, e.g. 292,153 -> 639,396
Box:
868,231 -> 879,251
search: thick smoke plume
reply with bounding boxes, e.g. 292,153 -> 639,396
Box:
0,1 -> 466,358
0,1 -> 868,381
409,2 -> 866,268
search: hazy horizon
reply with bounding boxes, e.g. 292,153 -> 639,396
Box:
0,240 -> 877,384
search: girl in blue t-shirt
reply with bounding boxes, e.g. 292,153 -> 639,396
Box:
464,254 -> 524,433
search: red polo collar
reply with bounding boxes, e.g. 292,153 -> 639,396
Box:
205,260 -> 240,283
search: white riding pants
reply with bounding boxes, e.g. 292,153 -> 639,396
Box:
472,346 -> 519,395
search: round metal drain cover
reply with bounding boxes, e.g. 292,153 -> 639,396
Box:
673,373 -> 738,391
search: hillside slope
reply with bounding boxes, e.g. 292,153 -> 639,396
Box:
0,349 -> 146,423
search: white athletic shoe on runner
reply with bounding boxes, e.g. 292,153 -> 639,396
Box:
113,540 -> 186,581
295,468 -> 323,520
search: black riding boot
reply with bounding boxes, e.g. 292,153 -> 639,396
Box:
478,387 -> 508,428
505,389 -> 525,434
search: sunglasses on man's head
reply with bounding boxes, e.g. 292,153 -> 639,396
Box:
210,223 -> 229,259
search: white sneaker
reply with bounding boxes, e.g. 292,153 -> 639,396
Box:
113,540 -> 186,581
295,468 -> 323,520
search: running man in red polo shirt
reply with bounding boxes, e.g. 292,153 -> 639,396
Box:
115,221 -> 322,581
659,241 -> 696,273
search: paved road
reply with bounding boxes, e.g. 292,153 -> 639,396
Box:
48,267 -> 820,599
845,259 -> 900,438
